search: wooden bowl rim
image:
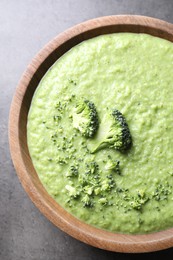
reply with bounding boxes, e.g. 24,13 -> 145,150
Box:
9,15 -> 173,253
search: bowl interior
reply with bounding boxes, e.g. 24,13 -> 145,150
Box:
9,15 -> 173,253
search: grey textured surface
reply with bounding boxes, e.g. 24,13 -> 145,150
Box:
1,0 -> 173,259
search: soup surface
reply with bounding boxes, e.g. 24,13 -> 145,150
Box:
27,33 -> 173,234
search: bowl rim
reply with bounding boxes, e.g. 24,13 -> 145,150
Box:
9,15 -> 173,253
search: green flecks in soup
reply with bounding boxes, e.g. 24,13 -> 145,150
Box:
27,33 -> 173,234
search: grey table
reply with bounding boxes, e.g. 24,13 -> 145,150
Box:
1,1 -> 173,259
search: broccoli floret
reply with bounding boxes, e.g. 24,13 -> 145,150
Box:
98,197 -> 108,205
94,187 -> 101,195
85,161 -> 99,175
91,109 -> 132,153
101,175 -> 115,191
83,185 -> 93,195
65,185 -> 80,198
130,191 -> 148,210
105,155 -> 121,174
72,99 -> 99,138
82,194 -> 93,207
79,161 -> 100,187
66,164 -> 79,178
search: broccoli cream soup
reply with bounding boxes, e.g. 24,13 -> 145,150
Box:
27,33 -> 173,234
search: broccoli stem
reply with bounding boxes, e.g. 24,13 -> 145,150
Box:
91,139 -> 110,153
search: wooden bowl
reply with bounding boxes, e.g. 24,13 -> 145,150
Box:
9,15 -> 173,253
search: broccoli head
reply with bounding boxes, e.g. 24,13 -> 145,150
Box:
72,99 -> 99,138
91,109 -> 132,153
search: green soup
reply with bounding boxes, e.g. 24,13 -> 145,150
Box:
27,33 -> 173,234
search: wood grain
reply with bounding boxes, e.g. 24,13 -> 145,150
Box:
9,15 -> 173,253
